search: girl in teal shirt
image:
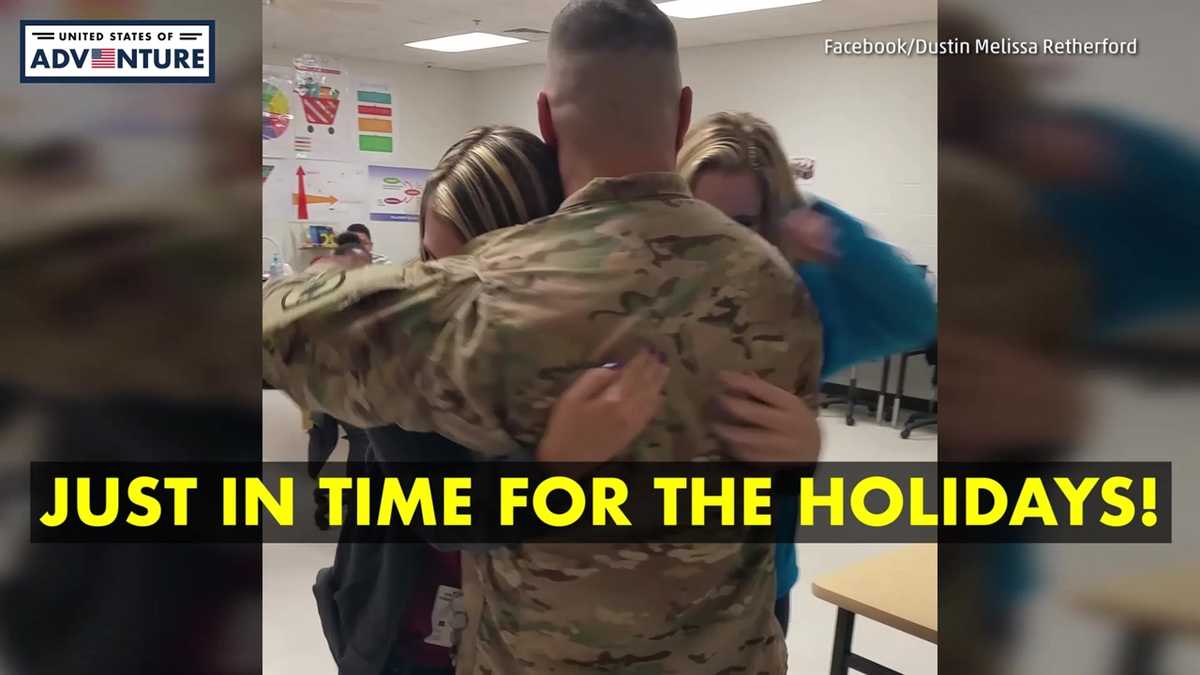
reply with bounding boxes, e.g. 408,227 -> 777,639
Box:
680,112 -> 937,630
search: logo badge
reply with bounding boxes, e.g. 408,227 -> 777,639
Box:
20,20 -> 215,84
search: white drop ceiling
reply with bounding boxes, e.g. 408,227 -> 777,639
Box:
263,0 -> 936,70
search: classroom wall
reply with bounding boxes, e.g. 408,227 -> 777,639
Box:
265,23 -> 937,273
263,24 -> 938,397
262,49 -> 473,266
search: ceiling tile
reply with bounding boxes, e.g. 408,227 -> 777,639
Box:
263,0 -> 936,71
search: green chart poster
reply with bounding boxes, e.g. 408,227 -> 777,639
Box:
357,85 -> 393,153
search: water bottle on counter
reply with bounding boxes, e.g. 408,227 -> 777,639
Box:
263,237 -> 293,281
268,254 -> 294,279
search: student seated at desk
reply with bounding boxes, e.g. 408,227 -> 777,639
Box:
344,223 -> 391,265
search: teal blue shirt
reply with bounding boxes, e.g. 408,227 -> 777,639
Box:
776,200 -> 937,598
1035,109 -> 1200,334
778,111 -> 1200,602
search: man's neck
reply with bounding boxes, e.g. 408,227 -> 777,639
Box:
558,146 -> 678,198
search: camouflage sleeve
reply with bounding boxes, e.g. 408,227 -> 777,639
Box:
262,257 -> 523,456
0,187 -> 262,408
790,277 -> 825,410
737,248 -> 825,411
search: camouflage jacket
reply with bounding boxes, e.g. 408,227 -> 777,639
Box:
263,173 -> 821,459
263,172 -> 821,674
0,185 -> 262,408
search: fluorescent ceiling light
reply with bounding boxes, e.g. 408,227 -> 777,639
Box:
657,0 -> 822,19
405,32 -> 527,53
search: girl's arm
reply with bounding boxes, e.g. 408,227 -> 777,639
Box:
790,200 -> 937,378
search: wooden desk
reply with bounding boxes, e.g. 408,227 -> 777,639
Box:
1072,563 -> 1200,675
812,544 -> 937,674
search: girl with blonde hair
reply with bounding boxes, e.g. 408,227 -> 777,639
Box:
680,111 -> 938,632
418,125 -> 563,261
680,111 -> 936,382
678,111 -> 801,241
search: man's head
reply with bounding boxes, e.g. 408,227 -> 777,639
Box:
334,231 -> 359,246
332,241 -> 371,269
539,0 -> 691,190
346,223 -> 372,252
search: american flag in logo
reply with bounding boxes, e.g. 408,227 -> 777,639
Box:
91,48 -> 115,68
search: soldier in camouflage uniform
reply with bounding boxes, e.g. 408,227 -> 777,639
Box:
263,1 -> 822,673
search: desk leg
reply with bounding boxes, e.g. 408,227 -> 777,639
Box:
830,608 -> 856,675
1119,628 -> 1161,675
845,366 -> 858,426
876,357 -> 891,424
892,353 -> 910,429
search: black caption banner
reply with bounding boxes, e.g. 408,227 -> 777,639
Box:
29,461 -> 1170,545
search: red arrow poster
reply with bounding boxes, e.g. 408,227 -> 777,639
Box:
296,165 -> 309,220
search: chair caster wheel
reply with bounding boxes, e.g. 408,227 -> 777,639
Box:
845,417 -> 856,426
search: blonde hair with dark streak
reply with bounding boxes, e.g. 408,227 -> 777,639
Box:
419,126 -> 563,260
677,112 -> 802,242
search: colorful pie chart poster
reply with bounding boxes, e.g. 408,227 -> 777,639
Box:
261,68 -> 296,159
368,165 -> 429,222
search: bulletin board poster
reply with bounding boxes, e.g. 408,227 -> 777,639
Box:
356,83 -> 394,154
291,54 -> 354,162
265,158 -> 366,222
262,56 -> 354,161
368,165 -> 429,222
262,65 -> 296,159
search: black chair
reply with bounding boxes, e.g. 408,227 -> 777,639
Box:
820,365 -> 862,426
901,342 -> 937,439
822,352 -> 902,428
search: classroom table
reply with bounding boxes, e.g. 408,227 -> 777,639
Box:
1072,563 -> 1200,675
812,544 -> 938,674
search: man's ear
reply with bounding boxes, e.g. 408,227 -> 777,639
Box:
537,91 -> 557,148
675,86 -> 694,152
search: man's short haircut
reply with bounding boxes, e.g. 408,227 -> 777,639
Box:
334,232 -> 361,247
549,0 -> 677,54
346,223 -> 371,239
